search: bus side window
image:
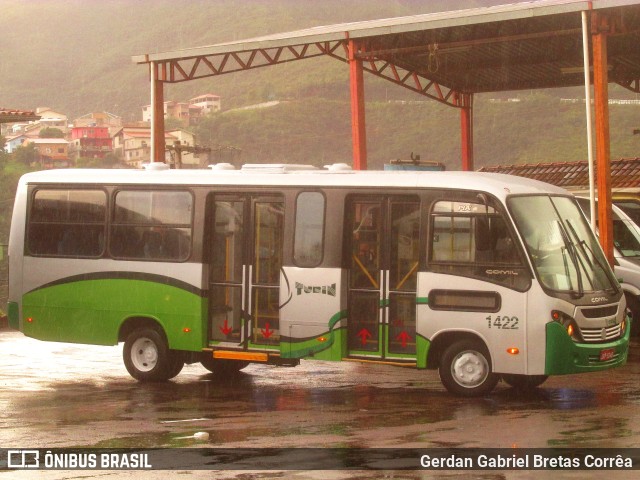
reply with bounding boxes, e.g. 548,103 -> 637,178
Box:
110,190 -> 193,262
293,192 -> 325,267
429,200 -> 525,289
27,189 -> 106,258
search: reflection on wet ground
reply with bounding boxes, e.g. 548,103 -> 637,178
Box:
1,331 -> 639,459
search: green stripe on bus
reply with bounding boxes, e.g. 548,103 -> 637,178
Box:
281,310 -> 348,359
21,279 -> 205,351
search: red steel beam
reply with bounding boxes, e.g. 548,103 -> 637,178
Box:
157,43 -> 339,83
618,77 -> 640,93
151,62 -> 166,163
150,38 -> 468,170
328,52 -> 462,108
158,40 -> 464,109
460,93 -> 474,171
592,11 -> 614,265
349,39 -> 367,171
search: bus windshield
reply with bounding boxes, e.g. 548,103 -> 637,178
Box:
509,195 -> 617,295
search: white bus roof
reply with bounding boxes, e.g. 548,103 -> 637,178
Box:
18,165 -> 569,203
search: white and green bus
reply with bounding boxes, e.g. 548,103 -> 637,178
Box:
7,163 -> 631,396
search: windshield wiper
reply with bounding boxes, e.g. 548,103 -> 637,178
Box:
565,220 -> 620,294
556,220 -> 584,297
560,245 -> 574,292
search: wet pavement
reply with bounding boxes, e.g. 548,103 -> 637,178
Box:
1,329 -> 639,479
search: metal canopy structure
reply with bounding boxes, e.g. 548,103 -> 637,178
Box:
133,0 -> 640,263
134,1 -> 640,93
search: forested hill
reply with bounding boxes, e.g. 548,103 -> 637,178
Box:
1,0 -> 502,119
1,0 -> 638,169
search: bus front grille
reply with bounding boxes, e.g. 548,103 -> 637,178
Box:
580,305 -> 618,319
579,324 -> 623,343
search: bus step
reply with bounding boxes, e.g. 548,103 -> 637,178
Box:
213,351 -> 268,362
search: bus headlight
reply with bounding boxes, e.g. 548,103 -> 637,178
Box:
552,310 -> 581,341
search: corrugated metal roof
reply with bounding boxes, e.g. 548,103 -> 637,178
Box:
0,108 -> 40,124
132,0 -> 640,95
478,157 -> 640,188
134,1 -> 594,61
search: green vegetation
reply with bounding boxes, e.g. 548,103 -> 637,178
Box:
75,154 -> 121,169
39,127 -> 65,138
193,91 -> 640,169
11,144 -> 38,165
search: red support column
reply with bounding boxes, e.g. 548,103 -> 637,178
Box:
592,12 -> 614,265
460,93 -> 474,171
150,62 -> 166,163
348,39 -> 367,170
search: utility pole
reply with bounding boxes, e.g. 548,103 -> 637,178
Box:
166,141 -> 211,169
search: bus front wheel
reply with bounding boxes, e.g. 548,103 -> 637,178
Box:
123,327 -> 182,381
502,374 -> 548,390
200,357 -> 249,376
439,339 -> 499,397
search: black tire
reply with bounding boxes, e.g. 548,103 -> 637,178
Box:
502,374 -> 548,390
123,327 -> 177,382
439,339 -> 499,397
201,356 -> 249,376
167,353 -> 185,380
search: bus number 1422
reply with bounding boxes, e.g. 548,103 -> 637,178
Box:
486,315 -> 519,329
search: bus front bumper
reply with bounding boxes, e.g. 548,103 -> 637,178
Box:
545,321 -> 630,375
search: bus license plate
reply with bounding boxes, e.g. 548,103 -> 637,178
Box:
599,348 -> 615,361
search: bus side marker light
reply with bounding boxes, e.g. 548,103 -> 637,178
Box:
317,337 -> 327,342
26,317 -> 33,323
507,347 -> 519,355
183,328 -> 191,333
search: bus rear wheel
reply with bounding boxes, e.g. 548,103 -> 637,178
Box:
439,339 -> 499,397
123,327 -> 181,381
502,374 -> 548,390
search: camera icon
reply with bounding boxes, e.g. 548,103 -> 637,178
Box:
7,450 -> 40,469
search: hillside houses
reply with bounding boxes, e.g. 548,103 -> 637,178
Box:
29,138 -> 70,168
4,107 -> 68,138
1,94 -> 218,168
113,127 -> 199,167
142,94 -> 221,126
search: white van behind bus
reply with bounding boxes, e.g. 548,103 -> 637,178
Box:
576,197 -> 640,335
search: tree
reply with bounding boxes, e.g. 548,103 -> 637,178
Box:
13,143 -> 38,165
0,134 -> 7,164
165,118 -> 186,131
75,153 -> 121,168
39,127 -> 65,138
